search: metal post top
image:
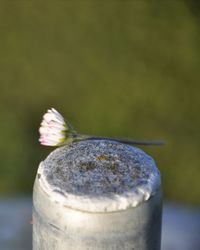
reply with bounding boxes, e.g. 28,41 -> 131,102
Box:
37,140 -> 161,212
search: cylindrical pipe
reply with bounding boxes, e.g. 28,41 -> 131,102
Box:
33,140 -> 162,250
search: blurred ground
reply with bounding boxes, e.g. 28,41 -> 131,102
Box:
162,203 -> 200,250
0,197 -> 200,250
0,197 -> 32,250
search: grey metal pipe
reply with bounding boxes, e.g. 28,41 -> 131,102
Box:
33,140 -> 162,250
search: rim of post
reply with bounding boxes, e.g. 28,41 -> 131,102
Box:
36,139 -> 161,213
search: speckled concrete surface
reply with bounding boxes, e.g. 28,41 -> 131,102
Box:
43,140 -> 160,198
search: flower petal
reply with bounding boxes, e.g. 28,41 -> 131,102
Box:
39,108 -> 68,146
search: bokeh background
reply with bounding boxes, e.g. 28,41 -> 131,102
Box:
0,1 -> 199,208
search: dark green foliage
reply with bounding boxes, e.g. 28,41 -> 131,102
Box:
0,1 -> 199,204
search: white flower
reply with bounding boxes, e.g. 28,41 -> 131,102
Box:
39,108 -> 67,146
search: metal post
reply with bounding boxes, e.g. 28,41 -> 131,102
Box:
33,140 -> 162,250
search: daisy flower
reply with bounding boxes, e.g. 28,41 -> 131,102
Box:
39,108 -> 164,147
39,108 -> 68,146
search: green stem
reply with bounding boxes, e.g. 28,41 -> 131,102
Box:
75,134 -> 164,146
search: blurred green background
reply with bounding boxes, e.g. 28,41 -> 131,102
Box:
0,1 -> 199,205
